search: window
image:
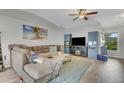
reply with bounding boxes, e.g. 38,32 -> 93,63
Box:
105,32 -> 118,50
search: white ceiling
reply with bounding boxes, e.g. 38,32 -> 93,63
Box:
22,9 -> 124,28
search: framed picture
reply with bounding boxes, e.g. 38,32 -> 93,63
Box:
23,25 -> 48,40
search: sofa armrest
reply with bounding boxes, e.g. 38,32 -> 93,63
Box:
11,47 -> 29,75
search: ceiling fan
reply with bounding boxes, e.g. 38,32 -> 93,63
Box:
68,9 -> 98,21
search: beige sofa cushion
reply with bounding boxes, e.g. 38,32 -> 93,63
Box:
32,46 -> 44,53
9,44 -> 28,50
12,47 -> 29,65
12,47 -> 28,53
31,45 -> 49,53
24,62 -> 53,80
39,53 -> 50,58
42,45 -> 49,52
38,52 -> 58,58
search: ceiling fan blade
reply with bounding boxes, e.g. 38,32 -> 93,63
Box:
84,17 -> 88,20
73,17 -> 79,21
86,12 -> 98,15
68,14 -> 78,16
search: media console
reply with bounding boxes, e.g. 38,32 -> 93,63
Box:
70,46 -> 87,57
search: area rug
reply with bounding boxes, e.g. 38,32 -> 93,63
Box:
49,57 -> 91,83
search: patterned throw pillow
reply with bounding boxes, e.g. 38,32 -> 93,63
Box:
26,51 -> 38,64
30,53 -> 38,63
33,58 -> 44,63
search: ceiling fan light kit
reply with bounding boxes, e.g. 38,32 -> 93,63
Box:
79,15 -> 84,19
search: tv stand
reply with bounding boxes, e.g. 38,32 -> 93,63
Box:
71,46 -> 87,57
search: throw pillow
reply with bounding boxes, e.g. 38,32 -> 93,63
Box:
26,51 -> 38,64
33,58 -> 44,63
49,45 -> 57,53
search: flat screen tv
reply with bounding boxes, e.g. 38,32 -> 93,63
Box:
72,37 -> 85,46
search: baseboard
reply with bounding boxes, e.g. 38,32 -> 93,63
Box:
108,56 -> 124,59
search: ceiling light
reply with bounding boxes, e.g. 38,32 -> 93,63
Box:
79,15 -> 84,19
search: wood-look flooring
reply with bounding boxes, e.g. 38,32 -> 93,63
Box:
80,58 -> 124,83
0,68 -> 19,83
0,56 -> 124,83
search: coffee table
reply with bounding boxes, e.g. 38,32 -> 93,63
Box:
46,57 -> 65,80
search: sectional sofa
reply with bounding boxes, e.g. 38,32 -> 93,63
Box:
9,44 -> 71,83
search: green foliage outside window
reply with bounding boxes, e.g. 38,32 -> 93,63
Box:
105,33 -> 118,50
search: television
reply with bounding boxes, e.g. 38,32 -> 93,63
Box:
72,37 -> 85,46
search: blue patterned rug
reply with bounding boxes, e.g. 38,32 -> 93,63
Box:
49,57 -> 91,83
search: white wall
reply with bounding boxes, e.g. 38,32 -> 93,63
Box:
104,26 -> 124,59
0,12 -> 64,67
